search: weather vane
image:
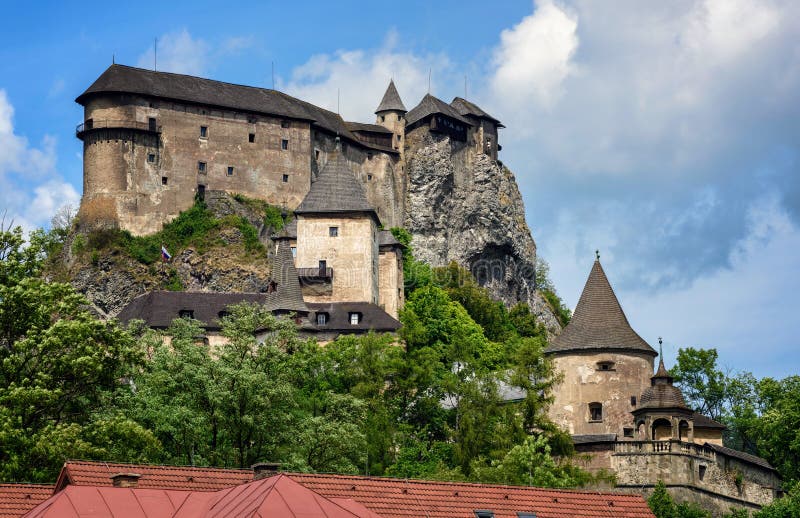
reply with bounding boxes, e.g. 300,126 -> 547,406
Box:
595,249 -> 600,260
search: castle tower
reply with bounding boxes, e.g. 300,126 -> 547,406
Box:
375,80 -> 407,154
294,143 -> 381,305
545,255 -> 657,438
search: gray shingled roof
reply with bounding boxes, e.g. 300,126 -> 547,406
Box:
294,150 -> 379,221
272,239 -> 308,313
378,230 -> 403,248
272,219 -> 297,240
692,412 -> 727,430
545,260 -> 657,356
346,121 -> 393,134
77,64 -> 395,154
572,434 -> 618,444
405,94 -> 473,127
634,358 -> 691,412
306,302 -> 401,333
450,97 -> 504,127
117,291 -> 303,330
375,80 -> 406,113
706,443 -> 776,471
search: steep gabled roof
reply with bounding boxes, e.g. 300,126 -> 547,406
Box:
450,97 -> 504,127
375,80 -> 406,114
546,260 -> 657,356
405,94 -> 473,127
272,239 -> 308,313
294,151 -> 379,221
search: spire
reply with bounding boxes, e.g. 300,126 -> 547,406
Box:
270,238 -> 307,313
653,338 -> 673,381
375,79 -> 406,114
546,258 -> 657,355
294,151 -> 379,222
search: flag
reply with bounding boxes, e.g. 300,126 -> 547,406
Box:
161,245 -> 172,262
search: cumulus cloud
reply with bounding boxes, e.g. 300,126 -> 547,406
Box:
136,29 -> 210,76
0,90 -> 78,231
281,33 -> 452,121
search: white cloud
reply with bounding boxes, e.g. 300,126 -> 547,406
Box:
136,29 -> 210,76
281,35 -> 452,122
0,89 -> 78,231
490,0 -> 579,109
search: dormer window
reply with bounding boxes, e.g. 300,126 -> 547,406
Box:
179,310 -> 194,319
316,312 -> 329,325
597,361 -> 615,371
349,312 -> 361,325
589,402 -> 603,422
474,511 -> 494,518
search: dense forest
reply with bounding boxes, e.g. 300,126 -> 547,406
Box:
0,215 -> 798,517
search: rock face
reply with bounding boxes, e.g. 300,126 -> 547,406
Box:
405,134 -> 561,334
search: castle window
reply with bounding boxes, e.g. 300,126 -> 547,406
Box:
380,115 -> 385,122
316,312 -> 329,325
197,184 -> 206,201
349,312 -> 361,325
329,226 -> 339,237
367,174 -> 373,180
315,149 -> 320,160
396,134 -> 401,141
623,427 -> 634,438
281,120 -> 290,128
218,311 -> 230,319
631,396 -> 637,407
699,465 -> 707,481
290,246 -> 297,258
179,310 -> 194,319
281,139 -> 289,150
148,117 -> 157,132
200,126 -> 208,138
282,174 -> 289,183
597,361 -> 615,371
589,402 -> 603,422
198,161 -> 207,173
249,133 -> 255,143
367,152 -> 373,160
227,166 -> 234,176
148,153 -> 156,163
161,177 -> 168,185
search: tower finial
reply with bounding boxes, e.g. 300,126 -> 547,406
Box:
595,249 -> 600,261
658,337 -> 663,357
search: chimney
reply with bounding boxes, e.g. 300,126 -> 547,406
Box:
252,462 -> 281,480
110,473 -> 141,488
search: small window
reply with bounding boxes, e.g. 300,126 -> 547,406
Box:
218,311 -> 230,319
316,312 -> 328,325
349,312 -> 361,325
148,153 -> 156,163
318,260 -> 327,274
198,161 -> 207,173
281,139 -> 289,150
623,427 -> 634,438
148,117 -> 157,131
631,396 -> 637,407
367,152 -> 373,160
380,115 -> 385,122
227,166 -> 234,176
249,133 -> 255,143
367,174 -> 373,180
396,134 -> 401,141
281,120 -> 290,128
597,361 -> 615,371
589,402 -> 603,422
282,174 -> 289,183
200,126 -> 208,138
290,246 -> 297,258
329,226 -> 339,237
699,465 -> 707,481
161,176 -> 168,185
179,310 -> 194,319
315,149 -> 320,160
474,512 -> 494,518
197,184 -> 206,201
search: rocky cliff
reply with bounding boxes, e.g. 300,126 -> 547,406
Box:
404,134 -> 562,334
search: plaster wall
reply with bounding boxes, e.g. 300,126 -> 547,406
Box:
296,215 -> 378,304
548,351 -> 655,435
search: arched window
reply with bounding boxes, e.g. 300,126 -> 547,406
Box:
588,402 -> 603,422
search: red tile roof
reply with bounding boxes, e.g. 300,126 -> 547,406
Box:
24,486 -> 192,517
47,462 -> 655,518
0,485 -> 54,518
54,461 -> 252,492
292,473 -> 655,518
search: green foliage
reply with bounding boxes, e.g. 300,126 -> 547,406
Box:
0,224 -> 154,482
232,193 -> 286,232
671,348 -> 729,421
649,481 -> 677,518
723,509 -> 750,518
753,484 -> 800,517
541,289 -> 571,327
164,268 -> 183,291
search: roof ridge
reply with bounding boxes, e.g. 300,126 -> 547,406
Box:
64,459 -> 252,473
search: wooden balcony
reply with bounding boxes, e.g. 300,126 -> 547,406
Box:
76,119 -> 161,139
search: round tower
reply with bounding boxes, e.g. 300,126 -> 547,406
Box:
544,254 -> 658,438
375,80 -> 407,155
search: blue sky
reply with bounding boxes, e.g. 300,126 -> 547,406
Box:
1,1 -> 798,378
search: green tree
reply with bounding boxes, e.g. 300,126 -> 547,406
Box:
0,225 -> 155,482
753,484 -> 800,517
649,480 -> 677,518
671,348 -> 729,421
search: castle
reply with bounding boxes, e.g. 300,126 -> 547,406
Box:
76,65 -> 779,514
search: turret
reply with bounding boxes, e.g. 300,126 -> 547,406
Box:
375,80 -> 406,153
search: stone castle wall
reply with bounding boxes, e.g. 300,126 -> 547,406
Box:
549,351 -> 655,436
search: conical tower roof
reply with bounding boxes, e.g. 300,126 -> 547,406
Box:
375,79 -> 407,114
270,238 -> 308,313
634,358 -> 690,412
295,149 -> 379,222
546,259 -> 657,356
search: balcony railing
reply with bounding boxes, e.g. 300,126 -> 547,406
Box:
614,440 -> 716,460
76,119 -> 162,138
297,267 -> 333,279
